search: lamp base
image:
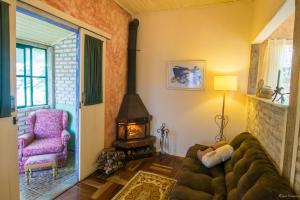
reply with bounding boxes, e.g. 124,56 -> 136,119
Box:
214,114 -> 229,142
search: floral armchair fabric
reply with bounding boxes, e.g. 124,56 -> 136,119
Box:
18,109 -> 71,172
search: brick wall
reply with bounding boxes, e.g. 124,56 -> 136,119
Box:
54,34 -> 77,105
54,34 -> 77,150
247,96 -> 288,170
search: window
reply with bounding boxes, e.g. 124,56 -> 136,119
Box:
16,44 -> 48,108
280,42 -> 293,94
260,39 -> 293,104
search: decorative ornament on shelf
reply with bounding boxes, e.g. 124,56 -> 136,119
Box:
272,70 -> 289,104
214,76 -> 237,142
157,123 -> 169,161
256,79 -> 273,99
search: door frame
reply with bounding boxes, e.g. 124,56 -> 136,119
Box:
1,1 -> 109,197
0,0 -> 19,199
78,28 -> 106,180
14,0 -> 109,181
15,6 -> 82,181
18,0 -> 111,40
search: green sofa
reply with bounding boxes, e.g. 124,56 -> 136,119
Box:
170,132 -> 296,200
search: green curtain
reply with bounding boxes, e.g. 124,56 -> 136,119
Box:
84,35 -> 103,105
0,2 -> 11,118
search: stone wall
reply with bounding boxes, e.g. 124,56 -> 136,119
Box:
247,96 -> 288,170
54,34 -> 77,150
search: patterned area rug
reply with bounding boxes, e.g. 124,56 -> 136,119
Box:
20,152 -> 77,200
112,170 -> 176,200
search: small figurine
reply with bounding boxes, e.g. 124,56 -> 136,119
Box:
157,123 -> 169,161
256,79 -> 273,99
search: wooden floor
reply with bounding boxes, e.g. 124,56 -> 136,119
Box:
55,154 -> 184,200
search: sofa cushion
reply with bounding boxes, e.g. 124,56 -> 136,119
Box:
170,184 -> 219,200
170,144 -> 227,200
225,132 -> 294,200
23,138 -> 63,157
202,144 -> 234,168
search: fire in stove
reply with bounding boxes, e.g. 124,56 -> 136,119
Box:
117,122 -> 148,140
128,123 -> 146,139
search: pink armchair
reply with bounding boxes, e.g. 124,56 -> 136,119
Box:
18,109 -> 71,172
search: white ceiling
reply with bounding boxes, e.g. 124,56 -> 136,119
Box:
16,11 -> 74,46
114,0 -> 240,14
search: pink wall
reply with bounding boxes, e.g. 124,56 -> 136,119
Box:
40,0 -> 131,147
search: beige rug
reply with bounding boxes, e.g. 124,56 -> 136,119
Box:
112,170 -> 176,200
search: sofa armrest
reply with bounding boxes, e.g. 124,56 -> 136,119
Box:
18,133 -> 34,149
61,130 -> 71,145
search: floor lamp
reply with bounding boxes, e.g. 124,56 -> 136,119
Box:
214,76 -> 237,142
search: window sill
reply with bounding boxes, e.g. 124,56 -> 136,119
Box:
247,95 -> 289,109
17,105 -> 50,111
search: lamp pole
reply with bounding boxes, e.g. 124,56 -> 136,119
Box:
215,91 -> 228,142
213,75 -> 237,142
219,91 -> 226,140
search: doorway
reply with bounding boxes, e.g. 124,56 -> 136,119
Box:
0,1 -> 107,198
15,6 -> 80,200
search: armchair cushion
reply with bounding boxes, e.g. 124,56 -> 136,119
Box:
23,138 -> 63,157
18,133 -> 34,148
34,110 -> 65,139
61,130 -> 71,144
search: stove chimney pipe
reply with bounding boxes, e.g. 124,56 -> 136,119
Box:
127,19 -> 139,94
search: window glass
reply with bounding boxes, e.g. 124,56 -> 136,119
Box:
26,48 -> 31,75
16,44 -> 47,108
16,48 -> 25,75
280,44 -> 293,94
26,77 -> 31,106
32,78 -> 46,105
32,48 -> 46,76
16,77 -> 25,107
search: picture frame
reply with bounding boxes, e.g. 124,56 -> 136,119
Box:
166,60 -> 206,90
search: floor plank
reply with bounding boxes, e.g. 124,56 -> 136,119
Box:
55,154 -> 184,200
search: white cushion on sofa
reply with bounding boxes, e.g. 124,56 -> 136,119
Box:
201,144 -> 234,168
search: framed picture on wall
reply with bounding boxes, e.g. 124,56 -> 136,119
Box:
166,60 -> 206,90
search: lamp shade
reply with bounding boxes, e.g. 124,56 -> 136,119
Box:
214,76 -> 237,91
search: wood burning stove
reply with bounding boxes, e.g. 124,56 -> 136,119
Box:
113,19 -> 155,159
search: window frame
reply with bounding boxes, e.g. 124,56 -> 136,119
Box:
16,43 -> 48,108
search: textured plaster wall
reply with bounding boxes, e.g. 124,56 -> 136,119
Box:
40,0 -> 131,147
